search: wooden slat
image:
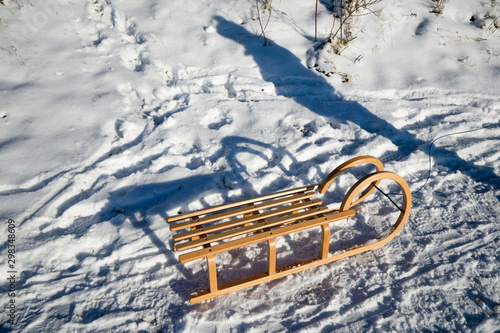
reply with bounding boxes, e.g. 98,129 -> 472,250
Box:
169,191 -> 316,232
173,199 -> 322,242
179,209 -> 355,263
167,184 -> 319,223
175,206 -> 330,252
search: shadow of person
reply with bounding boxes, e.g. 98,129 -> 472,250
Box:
213,15 -> 499,193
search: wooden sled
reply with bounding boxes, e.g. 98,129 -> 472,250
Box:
167,156 -> 411,304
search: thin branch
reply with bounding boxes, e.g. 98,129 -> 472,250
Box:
315,0 -> 318,41
256,0 -> 273,45
9,45 -> 26,66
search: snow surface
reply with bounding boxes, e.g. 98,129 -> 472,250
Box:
1,0 -> 499,331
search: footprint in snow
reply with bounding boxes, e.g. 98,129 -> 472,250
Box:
202,108 -> 233,130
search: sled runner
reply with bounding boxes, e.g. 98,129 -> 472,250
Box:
167,156 -> 411,304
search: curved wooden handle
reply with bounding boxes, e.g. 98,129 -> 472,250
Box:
318,155 -> 384,207
340,171 -> 412,241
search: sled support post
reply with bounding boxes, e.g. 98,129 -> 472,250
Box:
167,155 -> 412,304
320,224 -> 330,259
267,238 -> 276,276
207,254 -> 218,293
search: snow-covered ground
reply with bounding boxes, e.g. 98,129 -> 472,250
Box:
1,0 -> 499,331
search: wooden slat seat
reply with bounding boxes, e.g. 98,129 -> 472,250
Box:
167,156 -> 412,304
167,184 -> 319,225
169,185 -> 329,253
175,206 -> 329,252
168,189 -> 318,232
172,198 -> 322,242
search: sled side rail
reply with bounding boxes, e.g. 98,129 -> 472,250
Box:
180,208 -> 355,304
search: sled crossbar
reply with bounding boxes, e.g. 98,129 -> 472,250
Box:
167,156 -> 411,304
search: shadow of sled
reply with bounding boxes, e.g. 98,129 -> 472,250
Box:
78,136 -> 316,299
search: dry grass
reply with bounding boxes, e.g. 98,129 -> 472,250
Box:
255,0 -> 273,46
324,0 -> 382,54
9,45 -> 26,66
430,0 -> 447,15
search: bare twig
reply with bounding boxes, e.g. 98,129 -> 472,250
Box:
340,0 -> 343,41
9,45 -> 26,66
315,0 -> 319,41
487,15 -> 500,33
328,0 -> 381,47
256,0 -> 273,45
